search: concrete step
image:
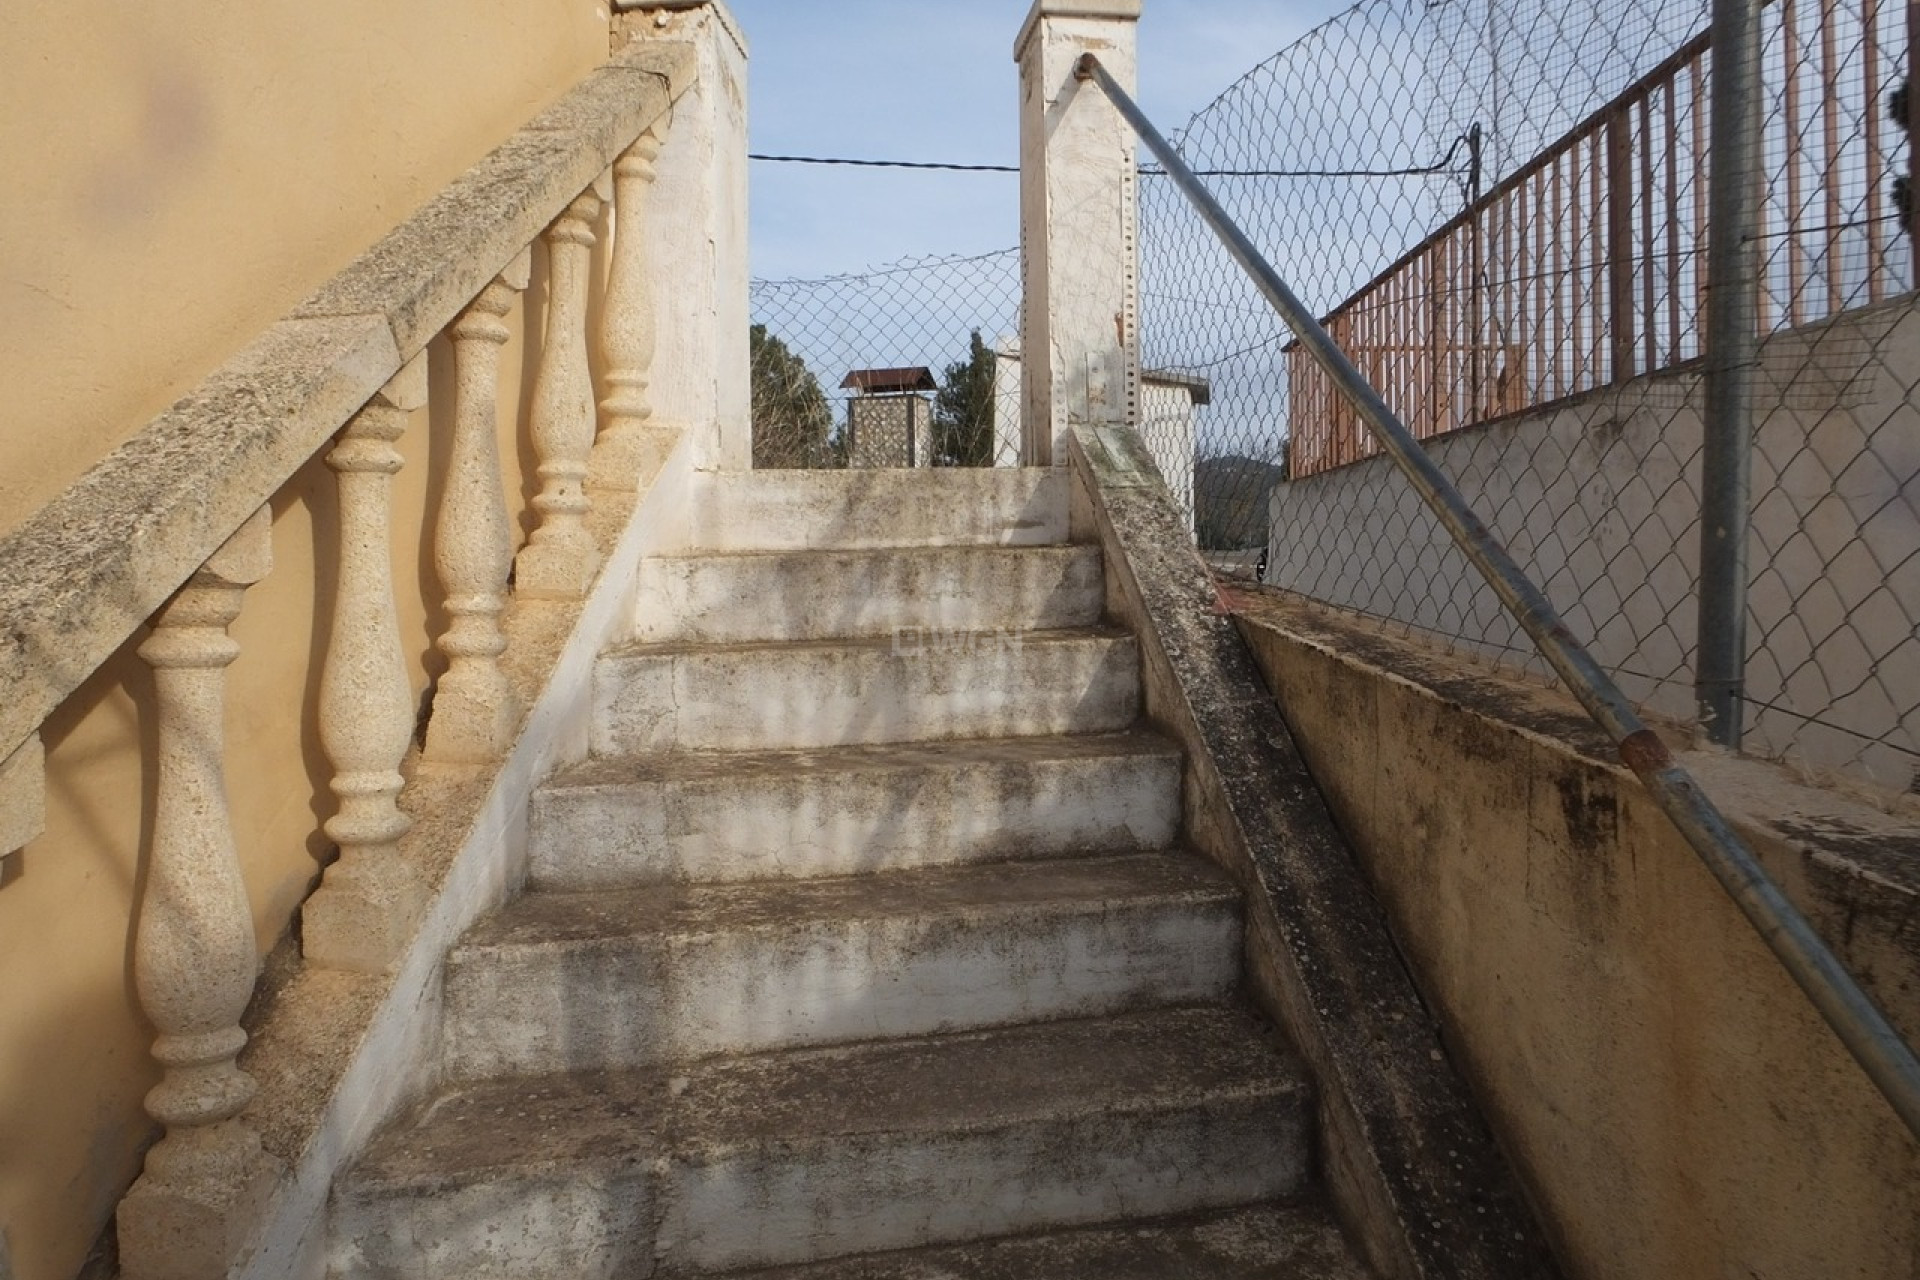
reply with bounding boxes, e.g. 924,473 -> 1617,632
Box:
592,628 -> 1139,755
692,1202 -> 1371,1280
443,852 -> 1241,1079
331,1006 -> 1313,1279
687,467 -> 1068,551
633,543 -> 1105,645
528,731 -> 1184,890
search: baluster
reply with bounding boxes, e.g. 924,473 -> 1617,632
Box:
118,508 -> 279,1280
519,176 -> 611,597
591,123 -> 667,493
304,357 -> 427,971
426,251 -> 529,764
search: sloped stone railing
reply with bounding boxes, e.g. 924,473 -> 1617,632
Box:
0,30 -> 707,1280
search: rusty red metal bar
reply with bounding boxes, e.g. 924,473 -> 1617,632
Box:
1285,0 -> 1905,479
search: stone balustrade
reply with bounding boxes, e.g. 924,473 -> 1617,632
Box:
117,509 -> 280,1278
523,177 -> 614,594
594,122 -> 668,492
0,33 -> 702,1280
302,358 -> 430,972
426,250 -> 532,765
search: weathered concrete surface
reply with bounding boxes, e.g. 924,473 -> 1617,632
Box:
335,1006 -> 1311,1278
592,629 -> 1141,753
1068,423 -> 1559,1280
442,852 -> 1241,1077
704,1202 -> 1370,1280
528,732 -> 1183,889
634,544 -> 1104,644
1236,589 -> 1920,1280
328,1071 -> 658,1280
686,467 -> 1070,551
1271,293 -> 1920,794
227,433 -> 697,1280
321,459 -> 1366,1279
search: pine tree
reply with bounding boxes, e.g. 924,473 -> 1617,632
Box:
931,330 -> 996,467
749,324 -> 837,468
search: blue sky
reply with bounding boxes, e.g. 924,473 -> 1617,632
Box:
725,1 -> 1360,280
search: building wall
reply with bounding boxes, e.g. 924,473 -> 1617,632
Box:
0,0 -> 609,539
1268,294 -> 1920,795
1138,382 -> 1197,534
991,336 -> 1025,467
0,7 -> 609,1276
1237,595 -> 1920,1280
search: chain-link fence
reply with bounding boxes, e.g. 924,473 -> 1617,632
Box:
749,249 -> 1023,469
1138,0 -> 1920,797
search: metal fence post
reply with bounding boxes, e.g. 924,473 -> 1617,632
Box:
1698,0 -> 1764,747
1606,105 -> 1639,383
1908,2 -> 1919,284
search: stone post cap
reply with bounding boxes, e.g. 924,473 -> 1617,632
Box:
1015,0 -> 1142,61
615,0 -> 748,59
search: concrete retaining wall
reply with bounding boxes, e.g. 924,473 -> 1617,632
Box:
1268,295 -> 1920,795
1237,591 -> 1920,1280
1069,424 -> 1560,1280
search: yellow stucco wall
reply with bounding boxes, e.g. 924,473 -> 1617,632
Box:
0,0 -> 609,538
1238,597 -> 1920,1280
0,5 -> 608,1276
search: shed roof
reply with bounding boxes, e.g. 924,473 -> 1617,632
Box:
1142,367 -> 1212,405
841,366 -> 937,394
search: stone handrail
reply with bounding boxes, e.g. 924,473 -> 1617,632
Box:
0,34 -> 697,1280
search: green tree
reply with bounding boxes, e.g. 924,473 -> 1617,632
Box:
1193,449 -> 1283,551
750,324 -> 836,468
932,330 -> 996,467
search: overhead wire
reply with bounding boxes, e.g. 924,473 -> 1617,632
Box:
748,146 -> 1475,179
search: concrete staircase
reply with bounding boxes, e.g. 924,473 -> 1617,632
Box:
327,469 -> 1370,1279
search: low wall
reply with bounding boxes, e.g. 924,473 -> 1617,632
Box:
1268,294 -> 1920,794
1237,591 -> 1920,1280
1069,424 -> 1559,1280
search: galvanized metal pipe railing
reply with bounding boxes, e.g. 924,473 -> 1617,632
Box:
1071,50 -> 1920,1139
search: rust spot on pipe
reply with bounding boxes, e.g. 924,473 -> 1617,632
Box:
1618,728 -> 1673,775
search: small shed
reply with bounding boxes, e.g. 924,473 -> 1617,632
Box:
842,366 -> 937,468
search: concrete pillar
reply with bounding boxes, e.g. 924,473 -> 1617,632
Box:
620,1 -> 751,472
1015,0 -> 1142,466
